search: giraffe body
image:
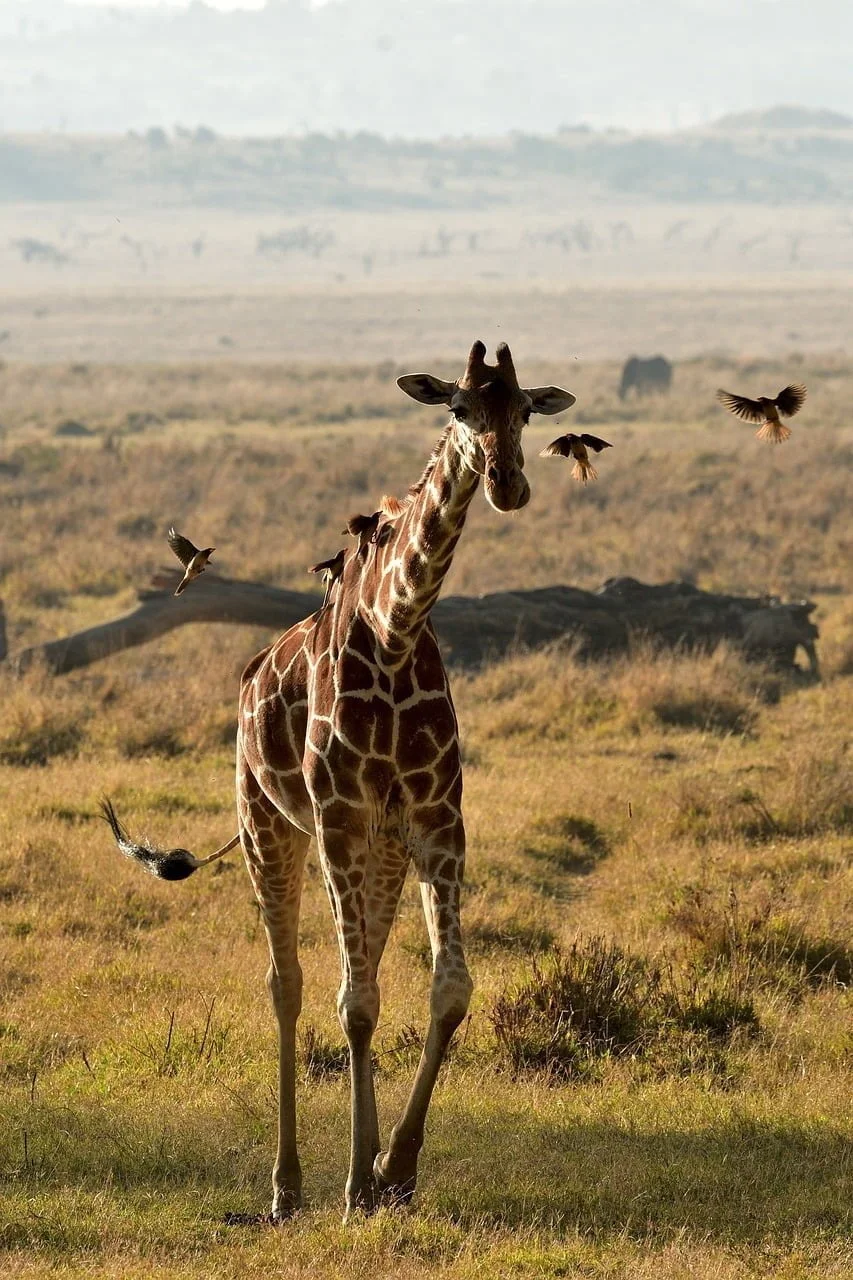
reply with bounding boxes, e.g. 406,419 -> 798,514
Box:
235,342 -> 576,1219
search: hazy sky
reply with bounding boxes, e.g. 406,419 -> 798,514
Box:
63,1 -> 303,7
5,0 -> 851,138
66,2 -> 267,7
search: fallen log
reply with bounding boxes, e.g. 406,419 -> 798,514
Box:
7,571 -> 819,677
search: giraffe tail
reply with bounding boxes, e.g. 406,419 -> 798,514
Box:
99,798 -> 240,881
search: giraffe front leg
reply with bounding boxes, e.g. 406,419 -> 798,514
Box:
374,816 -> 472,1204
316,821 -> 383,1220
238,753 -> 310,1222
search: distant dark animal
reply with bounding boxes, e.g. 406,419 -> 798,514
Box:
619,356 -> 672,400
540,433 -> 612,484
716,384 -> 807,444
167,527 -> 215,595
12,238 -> 68,266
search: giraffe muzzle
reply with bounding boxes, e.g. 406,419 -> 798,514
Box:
485,464 -> 530,512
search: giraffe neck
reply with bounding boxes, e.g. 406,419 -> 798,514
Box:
362,425 -> 479,654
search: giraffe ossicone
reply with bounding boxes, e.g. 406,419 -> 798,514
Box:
104,340 -> 577,1221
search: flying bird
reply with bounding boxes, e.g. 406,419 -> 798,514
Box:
540,432 -> 613,483
308,548 -> 346,607
716,384 -> 807,443
167,527 -> 215,595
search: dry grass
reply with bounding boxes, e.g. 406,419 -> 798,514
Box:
1,356 -> 852,1278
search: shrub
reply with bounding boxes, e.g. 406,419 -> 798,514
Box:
489,936 -> 760,1082
489,937 -> 655,1080
669,883 -> 853,992
0,708 -> 84,766
299,1024 -> 349,1080
523,813 -> 610,876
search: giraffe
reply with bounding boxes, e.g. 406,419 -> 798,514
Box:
104,340 -> 577,1221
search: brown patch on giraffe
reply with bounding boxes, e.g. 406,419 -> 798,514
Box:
401,769 -> 434,805
396,701 -> 458,772
412,639 -> 449,694
303,747 -> 335,798
337,648 -> 376,693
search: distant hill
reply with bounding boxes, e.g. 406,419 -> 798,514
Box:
3,117 -> 853,210
712,105 -> 853,131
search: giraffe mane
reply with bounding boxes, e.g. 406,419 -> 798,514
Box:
378,423 -> 454,516
378,494 -> 407,518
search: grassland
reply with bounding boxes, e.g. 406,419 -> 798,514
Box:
0,356 -> 851,1278
4,196 -> 853,365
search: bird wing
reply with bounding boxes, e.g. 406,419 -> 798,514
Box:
344,512 -> 378,537
540,435 -> 575,458
309,550 -> 345,575
774,383 -> 807,417
167,527 -> 200,568
580,434 -> 613,452
715,390 -> 765,423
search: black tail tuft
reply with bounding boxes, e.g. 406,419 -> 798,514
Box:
99,798 -> 200,881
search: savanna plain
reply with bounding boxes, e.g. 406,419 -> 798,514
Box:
1,318 -> 852,1277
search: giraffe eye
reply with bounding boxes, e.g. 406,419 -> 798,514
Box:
453,403 -> 469,421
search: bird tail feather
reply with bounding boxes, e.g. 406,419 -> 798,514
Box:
571,458 -> 598,484
756,420 -> 792,444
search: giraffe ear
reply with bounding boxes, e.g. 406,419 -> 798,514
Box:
396,374 -> 455,406
525,386 -> 577,416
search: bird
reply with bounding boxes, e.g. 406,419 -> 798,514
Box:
716,383 -> 807,443
342,510 -> 396,551
308,548 -> 346,607
540,432 -> 613,483
342,511 -> 381,548
167,527 -> 215,595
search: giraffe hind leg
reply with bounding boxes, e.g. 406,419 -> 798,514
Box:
374,817 -> 472,1204
238,749 -> 310,1221
314,822 -> 412,1220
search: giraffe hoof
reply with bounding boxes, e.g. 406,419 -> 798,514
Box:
343,1180 -> 380,1223
373,1152 -> 417,1206
271,1190 -> 302,1222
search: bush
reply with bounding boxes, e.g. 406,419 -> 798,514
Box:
299,1024 -> 349,1080
489,936 -> 760,1082
523,813 -> 610,876
489,937 -> 656,1080
669,883 -> 853,992
0,704 -> 84,767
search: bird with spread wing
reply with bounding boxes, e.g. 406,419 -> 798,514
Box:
540,432 -> 613,483
167,527 -> 216,595
716,383 -> 807,443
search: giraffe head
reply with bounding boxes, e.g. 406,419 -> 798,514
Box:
397,340 -> 576,512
